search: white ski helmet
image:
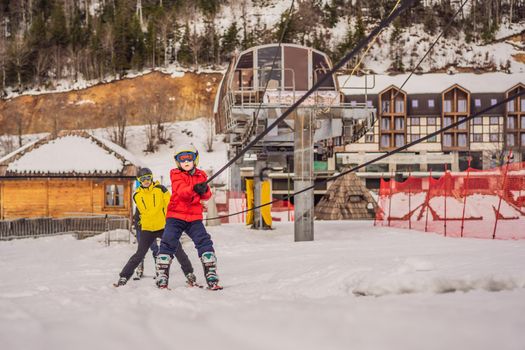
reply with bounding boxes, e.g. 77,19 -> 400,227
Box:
174,144 -> 199,167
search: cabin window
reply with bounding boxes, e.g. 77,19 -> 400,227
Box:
428,99 -> 435,108
489,133 -> 499,142
106,184 -> 125,207
411,99 -> 418,108
427,117 -> 436,125
506,133 -> 516,146
491,99 -> 497,106
475,99 -> 481,107
473,133 -> 483,142
312,52 -> 334,89
473,116 -> 482,125
490,116 -> 499,125
507,100 -> 515,112
284,46 -> 308,90
234,51 -> 254,91
257,46 -> 282,90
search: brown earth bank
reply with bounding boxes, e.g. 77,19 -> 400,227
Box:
0,71 -> 223,135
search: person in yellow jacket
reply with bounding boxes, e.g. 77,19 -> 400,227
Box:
115,168 -> 196,287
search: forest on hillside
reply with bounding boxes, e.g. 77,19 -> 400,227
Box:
0,0 -> 523,94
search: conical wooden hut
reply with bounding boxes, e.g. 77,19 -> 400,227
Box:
315,173 -> 377,220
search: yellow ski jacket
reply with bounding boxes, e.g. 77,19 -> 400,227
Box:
133,181 -> 170,232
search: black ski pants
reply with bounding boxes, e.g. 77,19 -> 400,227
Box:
120,229 -> 193,279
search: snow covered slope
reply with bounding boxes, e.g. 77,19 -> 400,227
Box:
0,221 -> 524,350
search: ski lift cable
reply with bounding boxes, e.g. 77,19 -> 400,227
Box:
206,0 -> 417,185
202,0 -> 487,221
206,91 -> 525,221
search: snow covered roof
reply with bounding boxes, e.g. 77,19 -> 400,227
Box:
339,72 -> 525,95
0,131 -> 144,177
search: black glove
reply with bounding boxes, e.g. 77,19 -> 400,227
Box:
193,182 -> 209,195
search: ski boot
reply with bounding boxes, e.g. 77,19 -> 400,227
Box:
155,254 -> 172,289
133,260 -> 144,280
201,252 -> 222,290
113,276 -> 128,287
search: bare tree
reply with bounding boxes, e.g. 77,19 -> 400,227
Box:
0,134 -> 16,156
12,111 -> 27,148
108,97 -> 129,148
0,19 -> 7,94
206,114 -> 215,152
8,33 -> 31,89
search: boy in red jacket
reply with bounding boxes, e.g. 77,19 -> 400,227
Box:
156,145 -> 221,290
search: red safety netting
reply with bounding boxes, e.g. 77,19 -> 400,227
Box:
375,162 -> 525,239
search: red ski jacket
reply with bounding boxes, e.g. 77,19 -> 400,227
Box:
166,168 -> 211,222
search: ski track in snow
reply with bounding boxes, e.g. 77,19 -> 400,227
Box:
0,221 -> 524,350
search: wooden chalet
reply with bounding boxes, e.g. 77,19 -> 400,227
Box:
0,130 -> 142,220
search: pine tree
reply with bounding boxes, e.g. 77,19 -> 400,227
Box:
130,15 -> 145,70
113,3 -> 132,75
221,22 -> 239,62
49,1 -> 68,80
177,24 -> 192,66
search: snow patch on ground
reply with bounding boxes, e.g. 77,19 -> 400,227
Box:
0,221 -> 524,350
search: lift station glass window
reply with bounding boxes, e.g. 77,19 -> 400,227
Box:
257,46 -> 282,90
234,51 -> 253,91
312,52 -> 334,90
284,46 -> 309,91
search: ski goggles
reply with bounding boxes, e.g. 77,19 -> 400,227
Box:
138,174 -> 153,183
175,152 -> 197,163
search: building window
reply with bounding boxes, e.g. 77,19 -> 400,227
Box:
507,116 -> 517,129
381,118 -> 390,131
506,133 -> 516,146
473,116 -> 482,125
367,100 -> 373,107
444,100 -> 452,113
507,101 -> 515,112
412,99 -> 419,108
490,116 -> 499,125
382,100 -> 390,113
427,117 -> 436,125
457,99 -> 467,113
457,133 -> 468,147
457,117 -> 467,130
522,116 -> 525,128
395,134 -> 405,147
428,99 -> 435,108
365,134 -> 374,143
475,99 -> 481,107
521,100 -> 525,112
394,117 -> 405,130
410,134 -> 420,142
427,135 -> 437,142
491,99 -> 497,106
350,100 -> 357,106
443,134 -> 453,147
380,135 -> 391,148
444,117 -> 453,127
521,133 -> 525,146
395,99 -> 405,113
411,117 -> 420,126
473,133 -> 483,142
489,133 -> 499,142
105,184 -> 125,207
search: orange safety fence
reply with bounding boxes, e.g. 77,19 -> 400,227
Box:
375,161 -> 525,239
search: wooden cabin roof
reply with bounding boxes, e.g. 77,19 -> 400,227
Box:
0,131 -> 143,177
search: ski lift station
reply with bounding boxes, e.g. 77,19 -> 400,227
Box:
214,43 -> 376,240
